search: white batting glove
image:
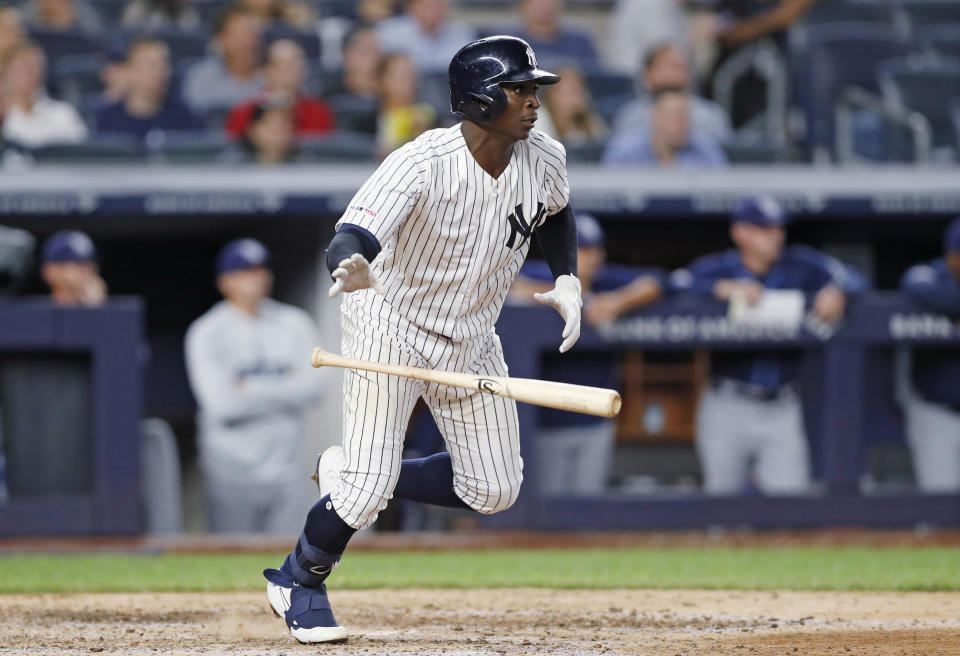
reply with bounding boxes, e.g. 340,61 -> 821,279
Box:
533,274 -> 582,353
328,253 -> 385,298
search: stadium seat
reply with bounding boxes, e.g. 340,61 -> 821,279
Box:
48,54 -> 105,108
918,24 -> 960,58
896,0 -> 960,34
28,29 -> 103,65
801,0 -> 896,26
146,130 -> 230,163
24,135 -> 145,164
879,56 -> 960,151
298,131 -> 377,162
582,68 -> 635,123
796,24 -> 910,157
720,135 -> 790,164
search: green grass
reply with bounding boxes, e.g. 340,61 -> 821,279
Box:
1,547 -> 958,593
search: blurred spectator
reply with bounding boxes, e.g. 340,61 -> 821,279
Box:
604,0 -> 688,77
708,0 -> 817,128
322,24 -> 380,134
376,51 -> 434,156
238,0 -> 313,29
98,38 -> 132,105
19,0 -> 102,34
1,42 -> 88,147
540,66 -> 606,147
40,230 -> 107,307
358,0 -> 396,22
899,217 -> 960,493
377,0 -> 475,73
225,100 -> 298,164
95,37 -> 202,140
121,0 -> 202,32
613,42 -> 731,144
511,0 -> 597,70
0,7 -> 25,65
670,195 -> 867,496
185,238 -> 321,533
226,39 -> 333,139
601,87 -> 726,167
510,214 -> 665,495
181,5 -> 263,117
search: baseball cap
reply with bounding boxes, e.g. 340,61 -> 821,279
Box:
732,195 -> 786,228
216,238 -> 271,275
41,230 -> 97,264
944,216 -> 960,253
577,213 -> 605,248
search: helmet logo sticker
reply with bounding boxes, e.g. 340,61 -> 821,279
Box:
525,45 -> 537,68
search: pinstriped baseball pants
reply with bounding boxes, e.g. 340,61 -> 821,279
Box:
329,300 -> 523,529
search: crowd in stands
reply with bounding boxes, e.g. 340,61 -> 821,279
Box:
0,0 -> 959,166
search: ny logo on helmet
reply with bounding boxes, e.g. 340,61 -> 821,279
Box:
525,45 -> 537,68
505,202 -> 546,249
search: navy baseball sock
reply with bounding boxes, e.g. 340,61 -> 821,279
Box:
393,452 -> 470,509
303,495 -> 356,556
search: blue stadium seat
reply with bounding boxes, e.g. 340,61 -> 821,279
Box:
24,134 -> 145,163
802,0 -> 896,26
896,0 -> 960,33
581,68 -> 635,123
122,29 -> 210,65
146,130 -> 230,163
797,24 -> 910,155
48,54 -> 105,108
918,24 -> 960,58
299,131 -> 377,162
28,29 -> 103,65
879,56 -> 960,150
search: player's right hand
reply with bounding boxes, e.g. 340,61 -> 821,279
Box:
328,253 -> 385,298
534,274 -> 582,353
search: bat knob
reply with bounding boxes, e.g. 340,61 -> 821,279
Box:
311,348 -> 323,368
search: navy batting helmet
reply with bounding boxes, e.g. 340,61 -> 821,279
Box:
448,35 -> 560,123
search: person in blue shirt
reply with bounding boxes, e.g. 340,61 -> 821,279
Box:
511,0 -> 599,70
602,87 -> 728,168
670,195 -> 867,495
509,213 -> 665,495
95,37 -> 203,141
899,216 -> 960,492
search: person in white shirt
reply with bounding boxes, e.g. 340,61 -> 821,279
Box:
185,238 -> 321,534
1,42 -> 87,147
376,0 -> 475,73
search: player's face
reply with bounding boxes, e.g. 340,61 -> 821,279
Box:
489,80 -> 541,140
218,267 -> 273,306
947,253 -> 960,280
732,223 -> 784,265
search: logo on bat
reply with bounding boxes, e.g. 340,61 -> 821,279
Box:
474,378 -> 502,394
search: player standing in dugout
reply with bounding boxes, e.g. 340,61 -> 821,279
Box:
262,36 -> 584,642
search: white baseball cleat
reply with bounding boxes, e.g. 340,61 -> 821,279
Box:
315,445 -> 346,498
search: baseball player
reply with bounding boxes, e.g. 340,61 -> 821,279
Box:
509,213 -> 666,495
671,195 -> 867,495
899,216 -> 960,492
262,36 -> 581,643
185,238 -> 321,533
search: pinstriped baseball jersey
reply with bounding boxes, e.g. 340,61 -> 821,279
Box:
337,123 -> 569,341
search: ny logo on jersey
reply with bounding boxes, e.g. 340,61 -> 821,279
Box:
505,202 -> 547,249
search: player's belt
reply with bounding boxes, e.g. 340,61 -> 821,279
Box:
712,378 -> 795,402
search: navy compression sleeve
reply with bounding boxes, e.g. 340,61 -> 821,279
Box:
534,205 -> 578,279
325,224 -> 382,278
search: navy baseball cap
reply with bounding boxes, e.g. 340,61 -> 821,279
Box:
42,230 -> 97,264
577,213 -> 605,248
945,216 -> 960,253
732,195 -> 786,228
216,238 -> 270,274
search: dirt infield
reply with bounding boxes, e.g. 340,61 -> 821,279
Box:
2,589 -> 958,655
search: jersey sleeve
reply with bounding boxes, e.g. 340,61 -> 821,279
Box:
900,261 -> 960,316
533,131 -> 570,215
336,143 -> 426,244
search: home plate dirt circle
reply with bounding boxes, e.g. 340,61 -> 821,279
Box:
1,589 -> 957,655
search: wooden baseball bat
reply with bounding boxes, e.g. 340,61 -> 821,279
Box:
311,348 -> 622,418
